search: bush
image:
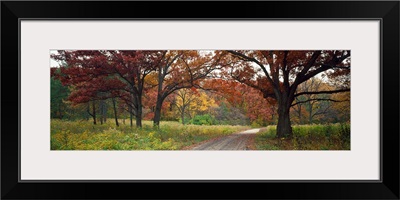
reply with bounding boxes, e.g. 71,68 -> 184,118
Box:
189,114 -> 216,125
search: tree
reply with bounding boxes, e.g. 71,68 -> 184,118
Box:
291,78 -> 350,124
173,88 -> 217,125
52,50 -> 165,128
111,97 -> 119,126
225,50 -> 351,138
189,90 -> 217,117
202,78 -> 276,125
107,50 -> 165,127
329,92 -> 351,122
66,75 -> 120,125
50,74 -> 70,119
294,77 -> 328,123
174,88 -> 199,124
152,50 -> 221,127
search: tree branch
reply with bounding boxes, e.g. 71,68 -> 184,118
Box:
299,53 -> 351,85
312,104 -> 332,118
320,64 -> 350,70
294,88 -> 350,97
282,51 -> 290,90
291,98 -> 349,107
227,50 -> 275,87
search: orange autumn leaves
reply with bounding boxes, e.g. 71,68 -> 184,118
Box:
51,50 -> 350,130
202,79 -> 276,124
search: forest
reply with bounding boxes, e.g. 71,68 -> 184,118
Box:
51,50 -> 350,150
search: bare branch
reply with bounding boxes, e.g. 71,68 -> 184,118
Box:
294,88 -> 350,97
299,53 -> 351,85
320,64 -> 350,70
291,98 -> 349,107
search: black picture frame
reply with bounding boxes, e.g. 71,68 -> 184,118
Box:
2,1 -> 399,199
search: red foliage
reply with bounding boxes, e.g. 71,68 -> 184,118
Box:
203,78 -> 276,123
52,50 -> 166,107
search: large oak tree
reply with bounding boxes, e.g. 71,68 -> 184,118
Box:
224,50 -> 350,138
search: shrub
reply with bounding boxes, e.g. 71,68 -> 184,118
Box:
190,114 -> 216,125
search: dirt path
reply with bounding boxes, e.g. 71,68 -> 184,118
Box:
190,128 -> 260,150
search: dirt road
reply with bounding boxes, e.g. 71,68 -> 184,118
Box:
190,128 -> 260,150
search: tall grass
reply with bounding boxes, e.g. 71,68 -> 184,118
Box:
51,119 -> 249,150
255,123 -> 350,150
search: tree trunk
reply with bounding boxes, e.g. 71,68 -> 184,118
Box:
181,110 -> 185,125
136,102 -> 142,128
103,100 -> 107,123
180,105 -> 187,125
112,98 -> 119,127
99,100 -> 104,125
276,96 -> 292,138
153,96 -> 163,127
308,103 -> 313,124
297,104 -> 302,124
129,106 -> 133,127
92,100 -> 97,125
276,106 -> 292,138
154,65 -> 166,127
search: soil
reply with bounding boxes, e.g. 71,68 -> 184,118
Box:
187,128 -> 261,150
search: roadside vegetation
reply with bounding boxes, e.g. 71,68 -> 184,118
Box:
255,123 -> 350,150
51,119 -> 249,150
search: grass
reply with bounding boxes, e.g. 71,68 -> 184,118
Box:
51,119 -> 250,150
255,123 -> 350,150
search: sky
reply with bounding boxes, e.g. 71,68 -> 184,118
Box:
50,50 -> 60,67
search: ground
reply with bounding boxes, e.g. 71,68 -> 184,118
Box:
187,128 -> 260,150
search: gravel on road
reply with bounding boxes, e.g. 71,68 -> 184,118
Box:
190,128 -> 260,150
